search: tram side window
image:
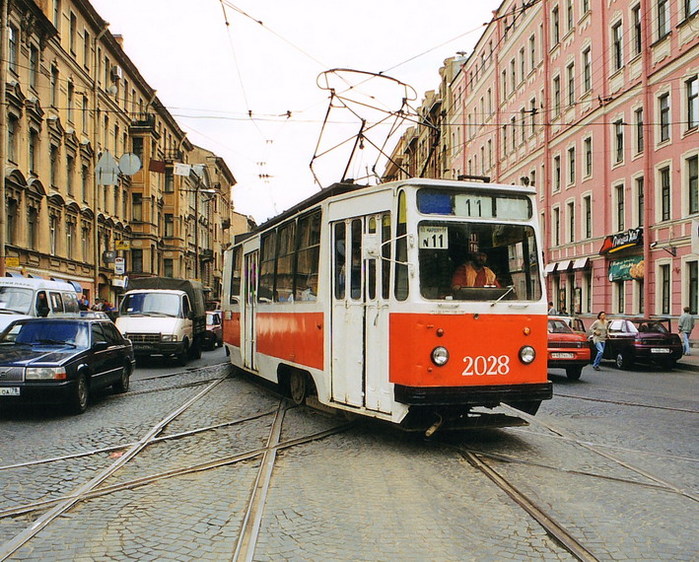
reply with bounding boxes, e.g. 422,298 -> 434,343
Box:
394,190 -> 409,301
295,211 -> 321,302
334,222 -> 346,299
381,214 -> 392,300
276,222 -> 296,302
229,247 -> 242,304
350,219 -> 362,299
258,232 -> 276,302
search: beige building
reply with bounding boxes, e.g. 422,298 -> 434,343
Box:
1,0 -> 242,304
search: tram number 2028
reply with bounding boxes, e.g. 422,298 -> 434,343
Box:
462,355 -> 510,376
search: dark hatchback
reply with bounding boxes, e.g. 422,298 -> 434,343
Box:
603,317 -> 682,370
0,317 -> 135,414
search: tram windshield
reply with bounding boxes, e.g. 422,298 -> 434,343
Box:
418,221 -> 542,301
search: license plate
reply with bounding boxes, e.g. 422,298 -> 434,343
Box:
551,352 -> 575,359
0,387 -> 20,396
135,344 -> 154,351
651,348 -> 670,354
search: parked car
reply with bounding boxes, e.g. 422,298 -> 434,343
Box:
603,317 -> 682,370
0,317 -> 135,414
203,310 -> 223,351
550,315 -> 587,335
547,317 -> 591,380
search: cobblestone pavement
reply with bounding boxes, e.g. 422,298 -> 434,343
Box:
0,362 -> 696,560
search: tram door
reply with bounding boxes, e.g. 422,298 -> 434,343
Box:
242,250 -> 258,371
330,214 -> 392,413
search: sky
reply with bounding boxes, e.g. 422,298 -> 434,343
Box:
90,0 -> 502,223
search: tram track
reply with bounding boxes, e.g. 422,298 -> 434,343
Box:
553,391 -> 699,414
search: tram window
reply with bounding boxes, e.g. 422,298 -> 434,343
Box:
229,247 -> 242,304
394,191 -> 409,301
258,231 -> 276,302
295,211 -> 321,302
417,222 -> 541,301
381,214 -> 391,299
276,222 -> 296,302
350,219 -> 362,299
334,223 -> 346,299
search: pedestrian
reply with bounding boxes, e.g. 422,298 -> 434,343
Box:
548,301 -> 557,315
678,306 -> 695,356
589,311 -> 609,371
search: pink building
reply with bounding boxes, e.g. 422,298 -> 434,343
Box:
447,0 -> 699,321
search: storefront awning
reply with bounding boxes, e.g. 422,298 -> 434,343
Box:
557,260 -> 572,272
68,281 -> 83,293
572,257 -> 589,269
544,263 -> 557,273
5,272 -> 23,277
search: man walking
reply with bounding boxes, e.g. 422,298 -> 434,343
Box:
678,307 -> 695,356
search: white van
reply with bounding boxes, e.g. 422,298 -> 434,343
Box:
0,278 -> 81,331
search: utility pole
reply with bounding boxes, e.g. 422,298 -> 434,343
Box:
0,0 -> 8,277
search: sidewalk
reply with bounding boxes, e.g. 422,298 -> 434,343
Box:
675,352 -> 699,373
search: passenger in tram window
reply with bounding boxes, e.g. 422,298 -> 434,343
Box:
451,251 -> 500,289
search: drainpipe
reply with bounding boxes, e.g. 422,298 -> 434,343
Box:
93,22 -> 110,300
0,0 -> 8,277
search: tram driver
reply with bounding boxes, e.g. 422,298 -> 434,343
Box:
451,251 -> 500,289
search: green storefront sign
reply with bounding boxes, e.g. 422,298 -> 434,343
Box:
608,256 -> 644,281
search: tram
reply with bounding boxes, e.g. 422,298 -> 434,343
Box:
221,178 -> 552,432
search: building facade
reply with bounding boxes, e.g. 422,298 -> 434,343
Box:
1,0 -> 240,305
386,0 -> 699,320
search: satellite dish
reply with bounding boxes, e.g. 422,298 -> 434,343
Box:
119,153 -> 142,176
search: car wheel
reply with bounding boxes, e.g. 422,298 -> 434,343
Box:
615,351 -> 632,369
113,363 -> 131,393
177,341 -> 189,366
190,341 -> 202,359
289,370 -> 307,405
69,372 -> 89,415
566,365 -> 583,380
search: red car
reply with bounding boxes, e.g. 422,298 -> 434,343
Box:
547,317 -> 591,380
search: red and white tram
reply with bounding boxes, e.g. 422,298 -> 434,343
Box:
222,178 -> 552,431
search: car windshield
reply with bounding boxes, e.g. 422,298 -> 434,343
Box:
548,319 -> 574,334
3,321 -> 89,347
0,287 -> 33,314
631,320 -> 669,334
418,221 -> 542,301
120,292 -> 180,317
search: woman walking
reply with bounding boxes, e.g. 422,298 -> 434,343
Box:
590,311 -> 609,371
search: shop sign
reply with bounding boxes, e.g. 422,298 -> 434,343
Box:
599,227 -> 643,255
608,256 -> 644,281
4,257 -> 19,268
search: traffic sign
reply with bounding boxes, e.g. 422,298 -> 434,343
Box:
114,257 -> 125,275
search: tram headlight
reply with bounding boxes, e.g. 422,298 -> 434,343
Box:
431,346 -> 449,366
519,345 -> 536,364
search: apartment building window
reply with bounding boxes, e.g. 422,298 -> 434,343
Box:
50,145 -> 58,187
67,81 -> 74,122
503,125 -> 508,155
615,281 -> 626,314
660,263 -> 670,314
502,70 -> 507,97
530,98 -> 537,135
567,63 -> 575,105
83,30 -> 90,68
615,184 -> 625,231
553,76 -> 561,116
568,147 -> 576,184
132,249 -> 143,274
567,201 -> 575,243
657,0 -> 670,39
552,6 -> 560,45
49,215 -> 58,256
165,214 -> 174,237
519,48 -> 525,83
82,165 -> 89,202
81,226 -> 89,261
688,261 -> 699,315
66,155 -> 74,196
6,199 -> 16,245
689,155 -> 699,215
510,59 -> 516,92
82,95 -> 89,132
53,0 -> 61,29
553,156 -> 561,192
69,12 -> 77,53
659,93 -> 670,142
687,76 -> 698,130
584,136 -> 592,176
520,108 -> 527,144
132,193 -> 143,222
582,46 -> 592,92
511,117 -> 516,151
660,166 -> 671,221
566,0 -> 574,30
28,129 -> 38,172
529,35 -> 536,71
530,169 -> 536,187
614,120 -> 624,164
553,207 -> 561,246
636,177 -> 645,226
686,0 -> 699,18
29,46 -> 39,89
612,21 -> 623,71
28,207 -> 38,249
66,220 -> 75,260
51,66 -> 59,106
582,0 -> 590,13
634,108 -> 644,154
7,116 -> 18,163
632,5 -> 642,57
164,259 -> 174,278
584,195 -> 592,238
488,139 -> 492,169
8,25 -> 17,73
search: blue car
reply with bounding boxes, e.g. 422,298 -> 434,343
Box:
0,317 -> 135,414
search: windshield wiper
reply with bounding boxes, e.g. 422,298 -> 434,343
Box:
36,339 -> 77,348
491,285 -> 515,306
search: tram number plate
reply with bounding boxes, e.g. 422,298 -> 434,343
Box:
551,352 -> 574,359
651,348 -> 670,354
462,355 -> 511,376
0,387 -> 20,396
